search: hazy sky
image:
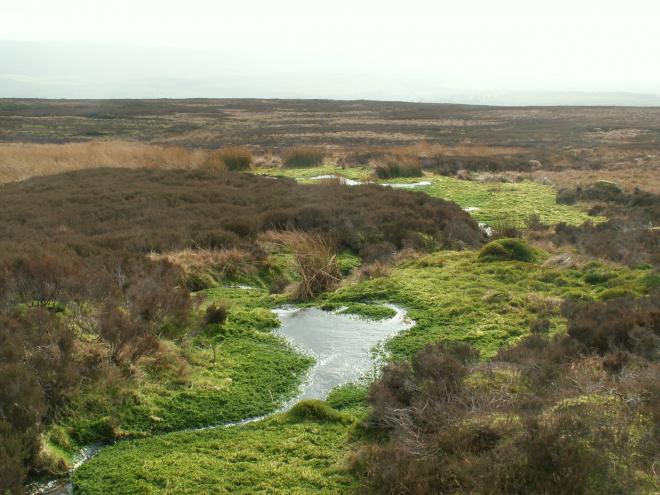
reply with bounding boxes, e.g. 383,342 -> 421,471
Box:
1,0 -> 659,103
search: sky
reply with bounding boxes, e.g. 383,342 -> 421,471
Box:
1,0 -> 659,104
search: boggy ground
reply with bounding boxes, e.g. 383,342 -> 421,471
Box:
0,166 -> 479,492
70,248 -> 658,494
63,168 -> 657,495
1,98 -> 659,192
0,99 -> 658,494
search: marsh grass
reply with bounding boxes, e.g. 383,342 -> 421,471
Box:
73,411 -> 358,495
281,146 -> 325,168
268,231 -> 341,300
372,154 -> 422,178
259,165 -> 596,225
211,147 -> 253,171
0,141 -> 217,183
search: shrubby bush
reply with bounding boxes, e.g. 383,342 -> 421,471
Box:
352,293 -> 660,494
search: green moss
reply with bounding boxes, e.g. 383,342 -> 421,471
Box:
61,287 -> 311,446
288,400 -> 348,423
599,288 -> 639,300
478,238 -> 539,262
325,251 -> 650,359
255,164 -> 371,182
326,384 -> 369,412
337,303 -> 396,321
256,166 -> 595,226
73,413 -> 358,495
385,175 -> 597,225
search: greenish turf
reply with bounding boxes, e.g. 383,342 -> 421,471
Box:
73,412 -> 361,495
69,251 -> 655,493
254,164 -> 371,182
381,175 -> 597,224
323,251 -> 654,359
60,287 -> 312,447
253,165 -> 597,225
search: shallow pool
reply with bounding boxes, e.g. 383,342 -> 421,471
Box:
274,305 -> 413,401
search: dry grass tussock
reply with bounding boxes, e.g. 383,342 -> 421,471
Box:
147,248 -> 255,279
280,146 -> 325,168
266,230 -> 340,300
0,141 -> 252,183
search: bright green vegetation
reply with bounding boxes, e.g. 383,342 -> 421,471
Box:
479,238 -> 540,262
65,167 -> 652,494
57,287 -> 312,449
317,301 -> 397,321
325,384 -> 369,415
255,164 -> 371,182
323,251 -> 655,359
382,175 -> 597,224
255,165 -> 596,225
73,409 -> 361,495
71,248 -> 656,494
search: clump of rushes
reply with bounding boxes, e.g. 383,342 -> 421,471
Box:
218,147 -> 253,171
373,154 -> 422,179
281,146 -> 324,168
204,147 -> 253,171
268,230 -> 340,300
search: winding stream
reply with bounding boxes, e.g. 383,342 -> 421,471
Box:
28,304 -> 412,495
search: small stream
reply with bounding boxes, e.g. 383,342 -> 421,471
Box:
28,304 -> 412,495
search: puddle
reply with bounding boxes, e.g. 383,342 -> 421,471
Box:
309,175 -> 431,189
479,222 -> 493,237
310,174 -> 364,186
28,304 -> 413,494
273,305 -> 413,400
380,181 -> 432,189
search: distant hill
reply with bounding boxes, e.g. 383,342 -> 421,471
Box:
1,40 -> 659,105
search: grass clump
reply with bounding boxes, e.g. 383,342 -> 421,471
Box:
373,155 -> 422,178
337,303 -> 396,321
207,147 -> 253,171
288,400 -> 347,423
268,231 -> 341,300
281,146 -> 325,168
478,238 -> 538,263
73,413 -> 358,494
326,384 -> 369,412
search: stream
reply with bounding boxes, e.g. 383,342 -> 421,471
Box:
27,304 -> 413,495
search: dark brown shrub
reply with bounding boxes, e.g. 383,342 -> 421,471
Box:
602,351 -> 631,375
205,303 -> 228,326
530,318 -> 551,334
562,294 -> 659,359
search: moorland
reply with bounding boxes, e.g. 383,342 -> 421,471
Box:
0,99 -> 658,495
